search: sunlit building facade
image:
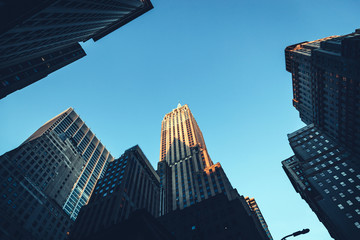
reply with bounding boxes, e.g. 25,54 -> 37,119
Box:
157,103 -> 234,214
23,107 -> 114,220
157,104 -> 272,239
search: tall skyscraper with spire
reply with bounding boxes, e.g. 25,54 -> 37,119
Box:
157,103 -> 272,239
157,103 -> 233,214
67,103 -> 271,240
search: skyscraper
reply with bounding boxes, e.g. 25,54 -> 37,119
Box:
0,132 -> 82,240
285,29 -> 360,155
282,124 -> 360,239
0,43 -> 86,99
283,29 -> 360,239
157,103 -> 271,239
70,145 -> 161,240
157,103 -> 234,214
0,0 -> 153,99
23,107 -> 114,220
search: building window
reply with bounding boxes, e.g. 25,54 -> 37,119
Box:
355,222 -> 360,229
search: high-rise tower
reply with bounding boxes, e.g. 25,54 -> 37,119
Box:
0,132 -> 81,240
157,104 -> 272,239
158,104 -> 234,214
285,29 -> 360,156
70,145 -> 162,240
23,108 -> 114,220
282,124 -> 360,239
0,0 -> 153,99
283,29 -> 360,239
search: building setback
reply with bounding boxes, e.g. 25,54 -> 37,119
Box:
158,104 -> 234,214
245,196 -> 273,240
0,0 -> 153,99
285,29 -> 360,156
284,29 -> 360,239
69,145 -> 161,240
0,132 -> 83,240
282,124 -> 360,239
157,103 -> 271,239
22,107 -> 114,220
68,103 -> 271,240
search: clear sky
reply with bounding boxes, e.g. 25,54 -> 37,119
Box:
1,0 -> 359,239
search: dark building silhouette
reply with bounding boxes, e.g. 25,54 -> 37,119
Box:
158,192 -> 269,240
285,29 -> 360,156
0,132 -> 83,240
284,29 -> 360,239
0,43 -> 86,99
71,209 -> 175,240
0,0 -> 153,99
282,124 -> 360,239
70,145 -> 161,240
245,196 -> 273,240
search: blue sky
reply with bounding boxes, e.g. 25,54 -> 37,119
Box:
1,0 -> 359,239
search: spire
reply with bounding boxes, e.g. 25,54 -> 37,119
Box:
177,102 -> 181,108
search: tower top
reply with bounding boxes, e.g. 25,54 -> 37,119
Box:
177,102 -> 181,108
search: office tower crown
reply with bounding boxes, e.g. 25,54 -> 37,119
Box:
160,103 -> 212,166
